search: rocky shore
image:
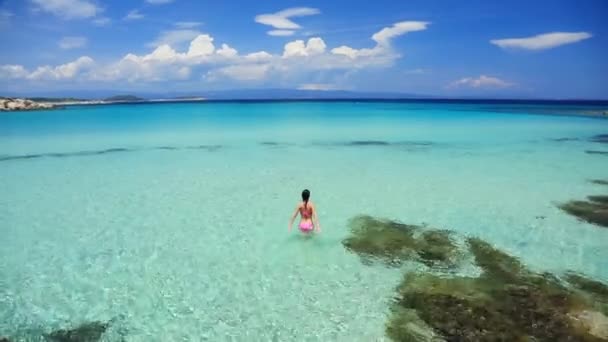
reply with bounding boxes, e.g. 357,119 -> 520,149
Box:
0,98 -> 55,111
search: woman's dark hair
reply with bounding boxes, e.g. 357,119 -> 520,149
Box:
302,189 -> 310,208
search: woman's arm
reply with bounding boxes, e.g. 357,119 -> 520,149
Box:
288,205 -> 299,232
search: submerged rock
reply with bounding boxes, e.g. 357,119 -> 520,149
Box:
467,237 -> 525,283
0,337 -> 11,342
45,321 -> 109,342
342,216 -> 460,268
566,272 -> 608,298
346,140 -> 390,146
570,310 -> 608,340
552,137 -> 580,142
587,150 -> 608,155
590,179 -> 608,186
559,199 -> 608,228
341,215 -> 608,341
416,230 -> 459,268
392,249 -> 602,341
565,272 -> 608,317
591,134 -> 608,144
385,307 -> 443,342
589,196 -> 608,205
342,216 -> 420,267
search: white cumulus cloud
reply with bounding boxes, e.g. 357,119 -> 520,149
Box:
244,51 -> 273,62
1,20 -> 429,85
208,64 -> 270,81
490,32 -> 592,51
448,75 -> 513,89
59,36 -> 87,49
25,56 -> 95,80
124,9 -> 144,20
372,21 -> 429,45
329,20 -> 428,65
31,0 -> 99,19
216,44 -> 238,58
0,65 -> 29,79
255,7 -> 319,36
283,37 -> 326,57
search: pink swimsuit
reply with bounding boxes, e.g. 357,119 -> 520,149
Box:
299,206 -> 314,232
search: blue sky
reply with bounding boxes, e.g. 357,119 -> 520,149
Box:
0,0 -> 606,98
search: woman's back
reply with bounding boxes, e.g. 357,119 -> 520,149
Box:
299,201 -> 313,219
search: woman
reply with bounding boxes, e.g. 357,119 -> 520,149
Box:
289,189 -> 320,233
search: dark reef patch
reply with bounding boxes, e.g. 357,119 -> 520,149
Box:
185,144 -> 222,151
342,215 -> 608,341
0,145 -> 223,162
552,137 -> 580,142
557,179 -> 608,228
342,216 -> 420,267
591,134 -> 608,144
0,154 -> 43,161
343,140 -> 434,147
342,216 -> 461,269
586,150 -> 608,155
566,272 -> 608,300
415,230 -> 459,268
467,237 -> 526,283
589,195 -> 608,204
347,140 -> 391,146
0,148 -> 133,161
45,321 -> 109,342
558,199 -> 608,228
590,179 -> 608,186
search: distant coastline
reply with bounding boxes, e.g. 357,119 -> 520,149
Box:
2,95 -> 607,118
0,96 -> 206,112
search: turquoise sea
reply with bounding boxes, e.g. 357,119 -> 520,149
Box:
1,100 -> 608,340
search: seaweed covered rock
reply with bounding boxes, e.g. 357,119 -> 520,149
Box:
342,216 -> 460,268
467,237 -> 526,283
341,215 -> 608,341
391,251 -> 604,341
566,272 -> 608,298
566,272 -> 608,317
570,311 -> 608,340
589,196 -> 608,205
385,307 -> 443,342
559,197 -> 608,228
416,230 -> 459,268
45,321 -> 109,342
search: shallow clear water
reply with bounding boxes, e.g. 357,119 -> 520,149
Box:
1,101 -> 608,340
